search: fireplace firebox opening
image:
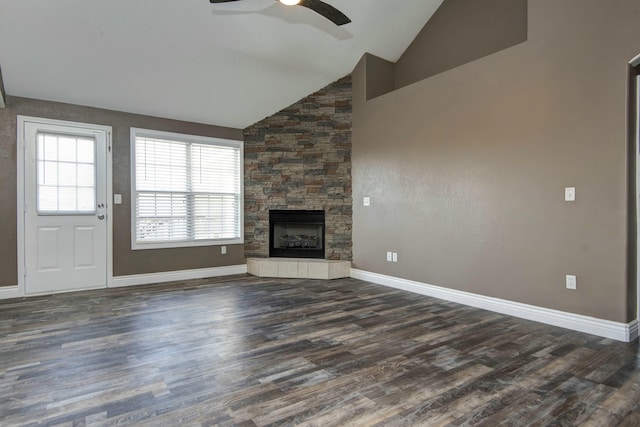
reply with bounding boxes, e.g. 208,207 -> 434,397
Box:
269,210 -> 325,259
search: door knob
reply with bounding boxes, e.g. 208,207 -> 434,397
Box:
97,214 -> 105,220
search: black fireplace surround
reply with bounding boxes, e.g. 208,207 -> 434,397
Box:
269,210 -> 325,259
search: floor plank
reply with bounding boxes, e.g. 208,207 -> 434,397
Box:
0,275 -> 638,426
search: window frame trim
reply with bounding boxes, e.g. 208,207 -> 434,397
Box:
130,127 -> 244,250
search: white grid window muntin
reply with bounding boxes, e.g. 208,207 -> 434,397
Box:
131,129 -> 243,249
36,132 -> 96,214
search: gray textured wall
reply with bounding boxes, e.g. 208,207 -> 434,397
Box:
352,0 -> 640,322
0,96 -> 245,286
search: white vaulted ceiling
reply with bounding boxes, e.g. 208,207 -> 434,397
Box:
0,0 -> 442,129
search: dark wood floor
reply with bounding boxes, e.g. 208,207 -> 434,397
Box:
1,275 -> 639,426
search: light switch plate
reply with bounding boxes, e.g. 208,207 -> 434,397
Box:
363,196 -> 371,207
114,194 -> 122,204
566,275 -> 577,290
565,187 -> 576,202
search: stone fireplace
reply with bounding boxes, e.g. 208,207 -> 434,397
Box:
243,75 -> 352,261
269,210 -> 325,259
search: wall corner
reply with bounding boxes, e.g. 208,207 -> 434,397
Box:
0,64 -> 6,108
352,53 -> 397,103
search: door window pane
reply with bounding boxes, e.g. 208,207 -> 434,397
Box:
77,139 -> 95,163
36,133 -> 97,214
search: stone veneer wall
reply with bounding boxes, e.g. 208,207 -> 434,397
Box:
244,75 -> 352,260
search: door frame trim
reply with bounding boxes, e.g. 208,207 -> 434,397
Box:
635,71 -> 640,324
631,58 -> 640,325
16,115 -> 113,296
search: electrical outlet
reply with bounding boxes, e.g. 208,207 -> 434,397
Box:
114,194 -> 122,204
221,246 -> 227,255
566,275 -> 576,290
386,251 -> 393,262
392,252 -> 398,263
363,196 -> 371,207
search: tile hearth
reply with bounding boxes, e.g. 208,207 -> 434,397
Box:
247,257 -> 351,280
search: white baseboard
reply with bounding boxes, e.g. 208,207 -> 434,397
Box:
0,285 -> 21,300
110,264 -> 248,288
351,269 -> 637,343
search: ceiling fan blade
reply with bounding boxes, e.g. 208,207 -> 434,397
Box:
298,0 -> 351,26
210,0 -> 351,26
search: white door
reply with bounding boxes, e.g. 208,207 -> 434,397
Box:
20,117 -> 110,295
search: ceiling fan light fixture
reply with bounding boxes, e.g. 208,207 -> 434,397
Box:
210,0 -> 351,26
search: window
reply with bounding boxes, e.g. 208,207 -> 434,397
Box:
131,128 -> 243,249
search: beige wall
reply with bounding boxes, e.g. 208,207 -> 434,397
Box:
352,0 -> 640,322
0,96 -> 245,286
395,0 -> 527,90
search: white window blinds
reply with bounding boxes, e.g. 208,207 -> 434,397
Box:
131,129 -> 243,249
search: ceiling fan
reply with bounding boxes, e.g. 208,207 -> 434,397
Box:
209,0 -> 351,26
